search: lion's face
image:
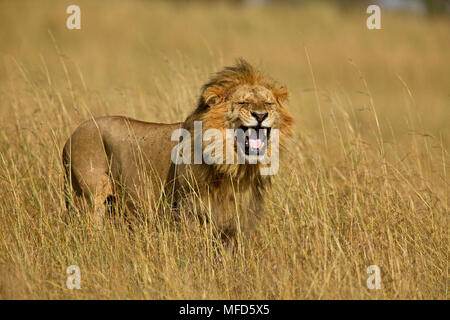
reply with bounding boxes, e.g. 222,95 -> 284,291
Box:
226,85 -> 285,159
197,83 -> 293,167
183,60 -> 294,174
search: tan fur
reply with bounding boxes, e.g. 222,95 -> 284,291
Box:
63,59 -> 293,239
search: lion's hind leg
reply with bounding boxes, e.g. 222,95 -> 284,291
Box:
62,122 -> 113,230
66,171 -> 113,229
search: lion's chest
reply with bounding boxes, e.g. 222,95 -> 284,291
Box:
198,182 -> 263,235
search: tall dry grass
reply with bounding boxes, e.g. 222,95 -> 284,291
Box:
0,0 -> 448,299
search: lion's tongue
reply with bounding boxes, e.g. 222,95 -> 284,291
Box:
249,138 -> 262,150
249,129 -> 262,150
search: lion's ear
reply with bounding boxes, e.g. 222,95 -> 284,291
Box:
202,86 -> 224,107
273,86 -> 289,103
205,94 -> 222,107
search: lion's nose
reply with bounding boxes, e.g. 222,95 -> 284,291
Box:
251,112 -> 268,123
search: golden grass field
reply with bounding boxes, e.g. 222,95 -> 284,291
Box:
0,0 -> 448,299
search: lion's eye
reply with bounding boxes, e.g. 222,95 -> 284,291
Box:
265,102 -> 275,106
237,102 -> 248,105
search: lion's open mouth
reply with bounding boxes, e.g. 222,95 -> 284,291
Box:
238,125 -> 271,156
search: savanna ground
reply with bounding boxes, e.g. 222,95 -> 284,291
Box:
0,0 -> 448,299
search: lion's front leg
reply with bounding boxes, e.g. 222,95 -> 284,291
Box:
87,176 -> 113,229
223,197 -> 265,251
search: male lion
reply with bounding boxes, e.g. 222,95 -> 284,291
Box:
63,59 -> 293,241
